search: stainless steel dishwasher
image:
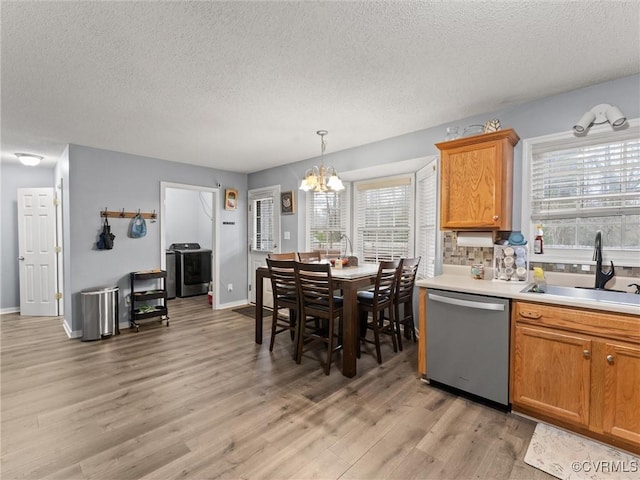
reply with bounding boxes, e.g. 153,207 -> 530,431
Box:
426,289 -> 510,407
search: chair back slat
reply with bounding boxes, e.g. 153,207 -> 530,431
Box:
294,262 -> 340,315
266,259 -> 297,299
268,252 -> 297,260
372,260 -> 402,308
396,257 -> 421,301
297,251 -> 321,263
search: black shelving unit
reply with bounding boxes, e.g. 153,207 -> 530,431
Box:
130,270 -> 169,332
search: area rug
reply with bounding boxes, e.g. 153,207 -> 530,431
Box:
524,423 -> 639,480
232,305 -> 272,319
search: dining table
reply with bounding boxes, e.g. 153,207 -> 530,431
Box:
254,263 -> 380,377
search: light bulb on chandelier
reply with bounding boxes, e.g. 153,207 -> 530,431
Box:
299,130 -> 344,193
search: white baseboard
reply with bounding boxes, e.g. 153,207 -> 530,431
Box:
63,319 -> 82,339
0,307 -> 20,315
218,299 -> 250,310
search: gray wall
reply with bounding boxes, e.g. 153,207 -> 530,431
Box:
65,145 -> 247,332
0,162 -> 55,311
248,74 -> 640,250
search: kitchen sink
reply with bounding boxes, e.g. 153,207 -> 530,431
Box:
521,284 -> 640,307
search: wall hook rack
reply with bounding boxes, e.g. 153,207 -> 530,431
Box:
100,209 -> 158,220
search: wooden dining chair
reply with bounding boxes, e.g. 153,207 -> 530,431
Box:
265,259 -> 299,355
394,257 -> 421,351
268,252 -> 297,260
317,249 -> 341,260
357,260 -> 402,364
297,251 -> 321,263
294,262 -> 343,375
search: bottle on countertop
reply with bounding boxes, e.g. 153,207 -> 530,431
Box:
534,224 -> 544,254
532,267 -> 547,293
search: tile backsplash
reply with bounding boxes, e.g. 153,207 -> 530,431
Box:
442,231 -> 640,277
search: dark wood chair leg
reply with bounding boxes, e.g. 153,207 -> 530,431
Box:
269,309 -> 278,352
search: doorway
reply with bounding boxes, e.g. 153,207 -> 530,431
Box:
160,182 -> 220,309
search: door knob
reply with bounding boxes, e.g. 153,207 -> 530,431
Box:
18,256 -> 24,261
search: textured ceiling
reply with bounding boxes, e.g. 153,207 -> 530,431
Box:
2,1 -> 639,173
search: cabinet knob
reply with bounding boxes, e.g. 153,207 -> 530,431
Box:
493,215 -> 499,220
583,349 -> 590,358
606,354 -> 614,364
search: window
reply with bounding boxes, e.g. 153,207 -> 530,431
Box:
306,188 -> 350,253
253,196 -> 275,251
522,120 -> 640,266
416,160 -> 439,278
354,175 -> 414,263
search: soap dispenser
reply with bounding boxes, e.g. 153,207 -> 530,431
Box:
532,267 -> 547,293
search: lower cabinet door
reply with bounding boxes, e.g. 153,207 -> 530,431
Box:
602,342 -> 640,445
513,325 -> 592,426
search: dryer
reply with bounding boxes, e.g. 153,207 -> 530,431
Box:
169,243 -> 212,297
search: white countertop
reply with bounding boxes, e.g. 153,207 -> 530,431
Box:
416,266 -> 640,316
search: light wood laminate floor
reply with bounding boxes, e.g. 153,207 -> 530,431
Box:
1,297 -> 552,479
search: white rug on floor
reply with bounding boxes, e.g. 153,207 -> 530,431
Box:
524,423 -> 639,480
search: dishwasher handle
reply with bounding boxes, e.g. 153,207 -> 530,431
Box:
428,293 -> 505,311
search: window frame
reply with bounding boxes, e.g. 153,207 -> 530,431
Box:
304,184 -> 351,254
352,173 -> 415,264
415,158 -> 441,279
521,118 -> 640,267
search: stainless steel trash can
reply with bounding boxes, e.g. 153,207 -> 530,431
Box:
81,286 -> 119,341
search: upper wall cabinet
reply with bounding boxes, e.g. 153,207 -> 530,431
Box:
436,129 -> 520,230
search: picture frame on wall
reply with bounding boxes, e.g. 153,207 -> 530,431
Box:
281,191 -> 295,215
225,189 -> 238,211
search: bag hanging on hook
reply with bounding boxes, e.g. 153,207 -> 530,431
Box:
129,213 -> 147,238
97,217 -> 115,250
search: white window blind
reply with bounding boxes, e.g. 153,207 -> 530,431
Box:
253,196 -> 275,252
416,161 -> 438,278
530,135 -> 640,251
354,176 -> 413,263
306,189 -> 349,253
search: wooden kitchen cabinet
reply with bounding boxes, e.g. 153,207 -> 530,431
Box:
511,301 -> 640,454
602,342 -> 640,445
436,129 -> 519,230
512,324 -> 592,427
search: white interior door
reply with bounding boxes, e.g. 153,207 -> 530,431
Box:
18,188 -> 58,316
247,186 -> 280,305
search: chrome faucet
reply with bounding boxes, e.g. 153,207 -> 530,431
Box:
593,230 -> 615,289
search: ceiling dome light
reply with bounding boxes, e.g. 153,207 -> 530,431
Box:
15,153 -> 43,166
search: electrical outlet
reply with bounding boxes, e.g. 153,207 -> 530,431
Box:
581,264 -> 591,271
284,231 -> 290,240
227,283 -> 233,292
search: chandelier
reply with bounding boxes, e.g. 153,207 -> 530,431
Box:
299,130 -> 344,192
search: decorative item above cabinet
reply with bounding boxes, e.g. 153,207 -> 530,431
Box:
436,129 -> 520,231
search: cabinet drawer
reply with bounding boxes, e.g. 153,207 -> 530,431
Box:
513,301 -> 640,344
